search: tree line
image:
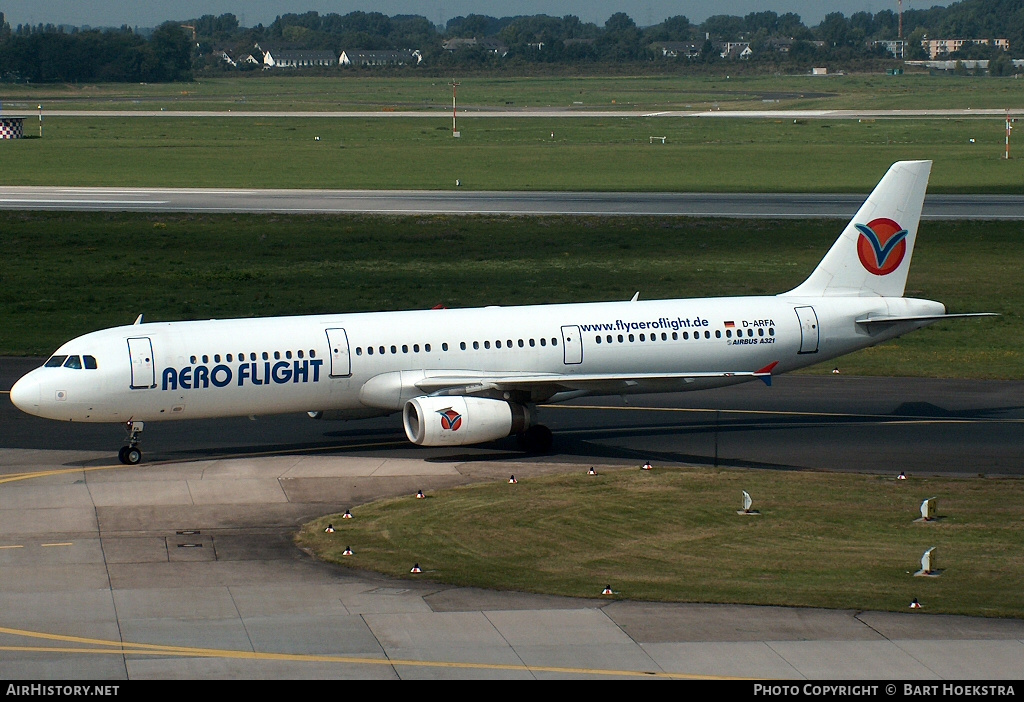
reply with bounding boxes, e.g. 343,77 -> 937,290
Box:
1,0 -> 1022,83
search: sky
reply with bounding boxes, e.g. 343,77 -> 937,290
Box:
0,1 -> 956,30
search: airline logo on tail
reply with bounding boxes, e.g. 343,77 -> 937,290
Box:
438,408 -> 463,431
855,218 -> 909,276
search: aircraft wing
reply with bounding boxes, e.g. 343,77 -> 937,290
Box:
414,362 -> 779,397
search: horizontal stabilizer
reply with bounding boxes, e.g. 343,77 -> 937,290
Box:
855,313 -> 998,325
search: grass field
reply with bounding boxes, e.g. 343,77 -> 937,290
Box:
297,466 -> 1024,618
1,74 -> 1023,112
1,115 -> 1022,191
0,212 -> 1018,377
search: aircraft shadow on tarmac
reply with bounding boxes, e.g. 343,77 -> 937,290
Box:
7,400 -> 1021,473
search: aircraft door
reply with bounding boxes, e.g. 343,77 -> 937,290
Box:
326,328 -> 352,377
561,325 -> 583,365
127,337 -> 156,389
794,306 -> 819,354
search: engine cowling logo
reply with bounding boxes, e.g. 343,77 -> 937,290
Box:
437,408 -> 462,431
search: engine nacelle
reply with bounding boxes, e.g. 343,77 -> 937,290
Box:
403,396 -> 532,446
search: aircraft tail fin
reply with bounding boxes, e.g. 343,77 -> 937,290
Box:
782,160 -> 932,298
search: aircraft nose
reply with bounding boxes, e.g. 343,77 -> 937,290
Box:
9,374 -> 40,414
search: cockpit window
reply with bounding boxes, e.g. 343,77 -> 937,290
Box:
63,355 -> 83,369
84,355 -> 98,369
44,355 -> 68,368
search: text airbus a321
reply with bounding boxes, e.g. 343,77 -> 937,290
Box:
10,160 -> 992,464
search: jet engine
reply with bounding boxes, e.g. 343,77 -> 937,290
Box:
403,395 -> 532,446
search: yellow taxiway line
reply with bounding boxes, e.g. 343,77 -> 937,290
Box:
0,625 -> 732,679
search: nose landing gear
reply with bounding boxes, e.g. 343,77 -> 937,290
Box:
118,420 -> 145,465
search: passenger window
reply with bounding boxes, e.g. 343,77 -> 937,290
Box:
263,352 -> 269,360
661,333 -> 667,341
379,346 -> 385,355
540,338 -> 547,347
595,336 -> 602,343
202,355 -> 209,364
84,355 -> 98,369
507,340 -> 513,348
460,342 -> 466,350
758,328 -> 764,337
214,354 -> 221,363
473,341 -> 479,350
390,346 -> 397,354
617,335 -> 623,343
402,345 -> 409,353
484,341 -> 491,349
286,351 -> 293,359
274,351 -> 281,360
64,355 -> 82,369
298,350 -> 304,358
367,347 -> 374,355
705,331 -> 711,339
45,355 -> 68,368
769,328 -> 775,336
309,349 -> 316,357
715,330 -> 721,338
672,332 -> 678,340
529,339 -> 536,347
552,338 -> 558,346
726,330 -> 732,338
628,334 -> 635,342
639,334 -> 645,342
413,344 -> 420,353
495,340 -> 502,349
518,339 -> 524,348
250,353 -> 257,361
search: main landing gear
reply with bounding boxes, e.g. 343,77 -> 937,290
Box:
118,420 -> 145,465
516,424 -> 553,454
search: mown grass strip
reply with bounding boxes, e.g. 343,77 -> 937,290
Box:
298,466 -> 1024,618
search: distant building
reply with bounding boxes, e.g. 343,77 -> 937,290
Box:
442,37 -> 508,57
765,37 -> 794,54
873,40 -> 906,59
922,38 -> 1009,60
263,49 -> 338,69
906,58 -> 1024,71
653,41 -> 702,58
340,50 -> 422,66
716,42 -> 752,60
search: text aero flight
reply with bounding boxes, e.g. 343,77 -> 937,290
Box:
10,160 -> 990,464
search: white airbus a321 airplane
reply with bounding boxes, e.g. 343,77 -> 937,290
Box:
11,160 -> 991,464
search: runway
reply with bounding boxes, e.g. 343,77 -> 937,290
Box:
2,358 -> 1023,679
1,187 -> 1022,219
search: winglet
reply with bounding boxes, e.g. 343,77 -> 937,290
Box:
133,314 -> 144,325
754,361 -> 779,386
